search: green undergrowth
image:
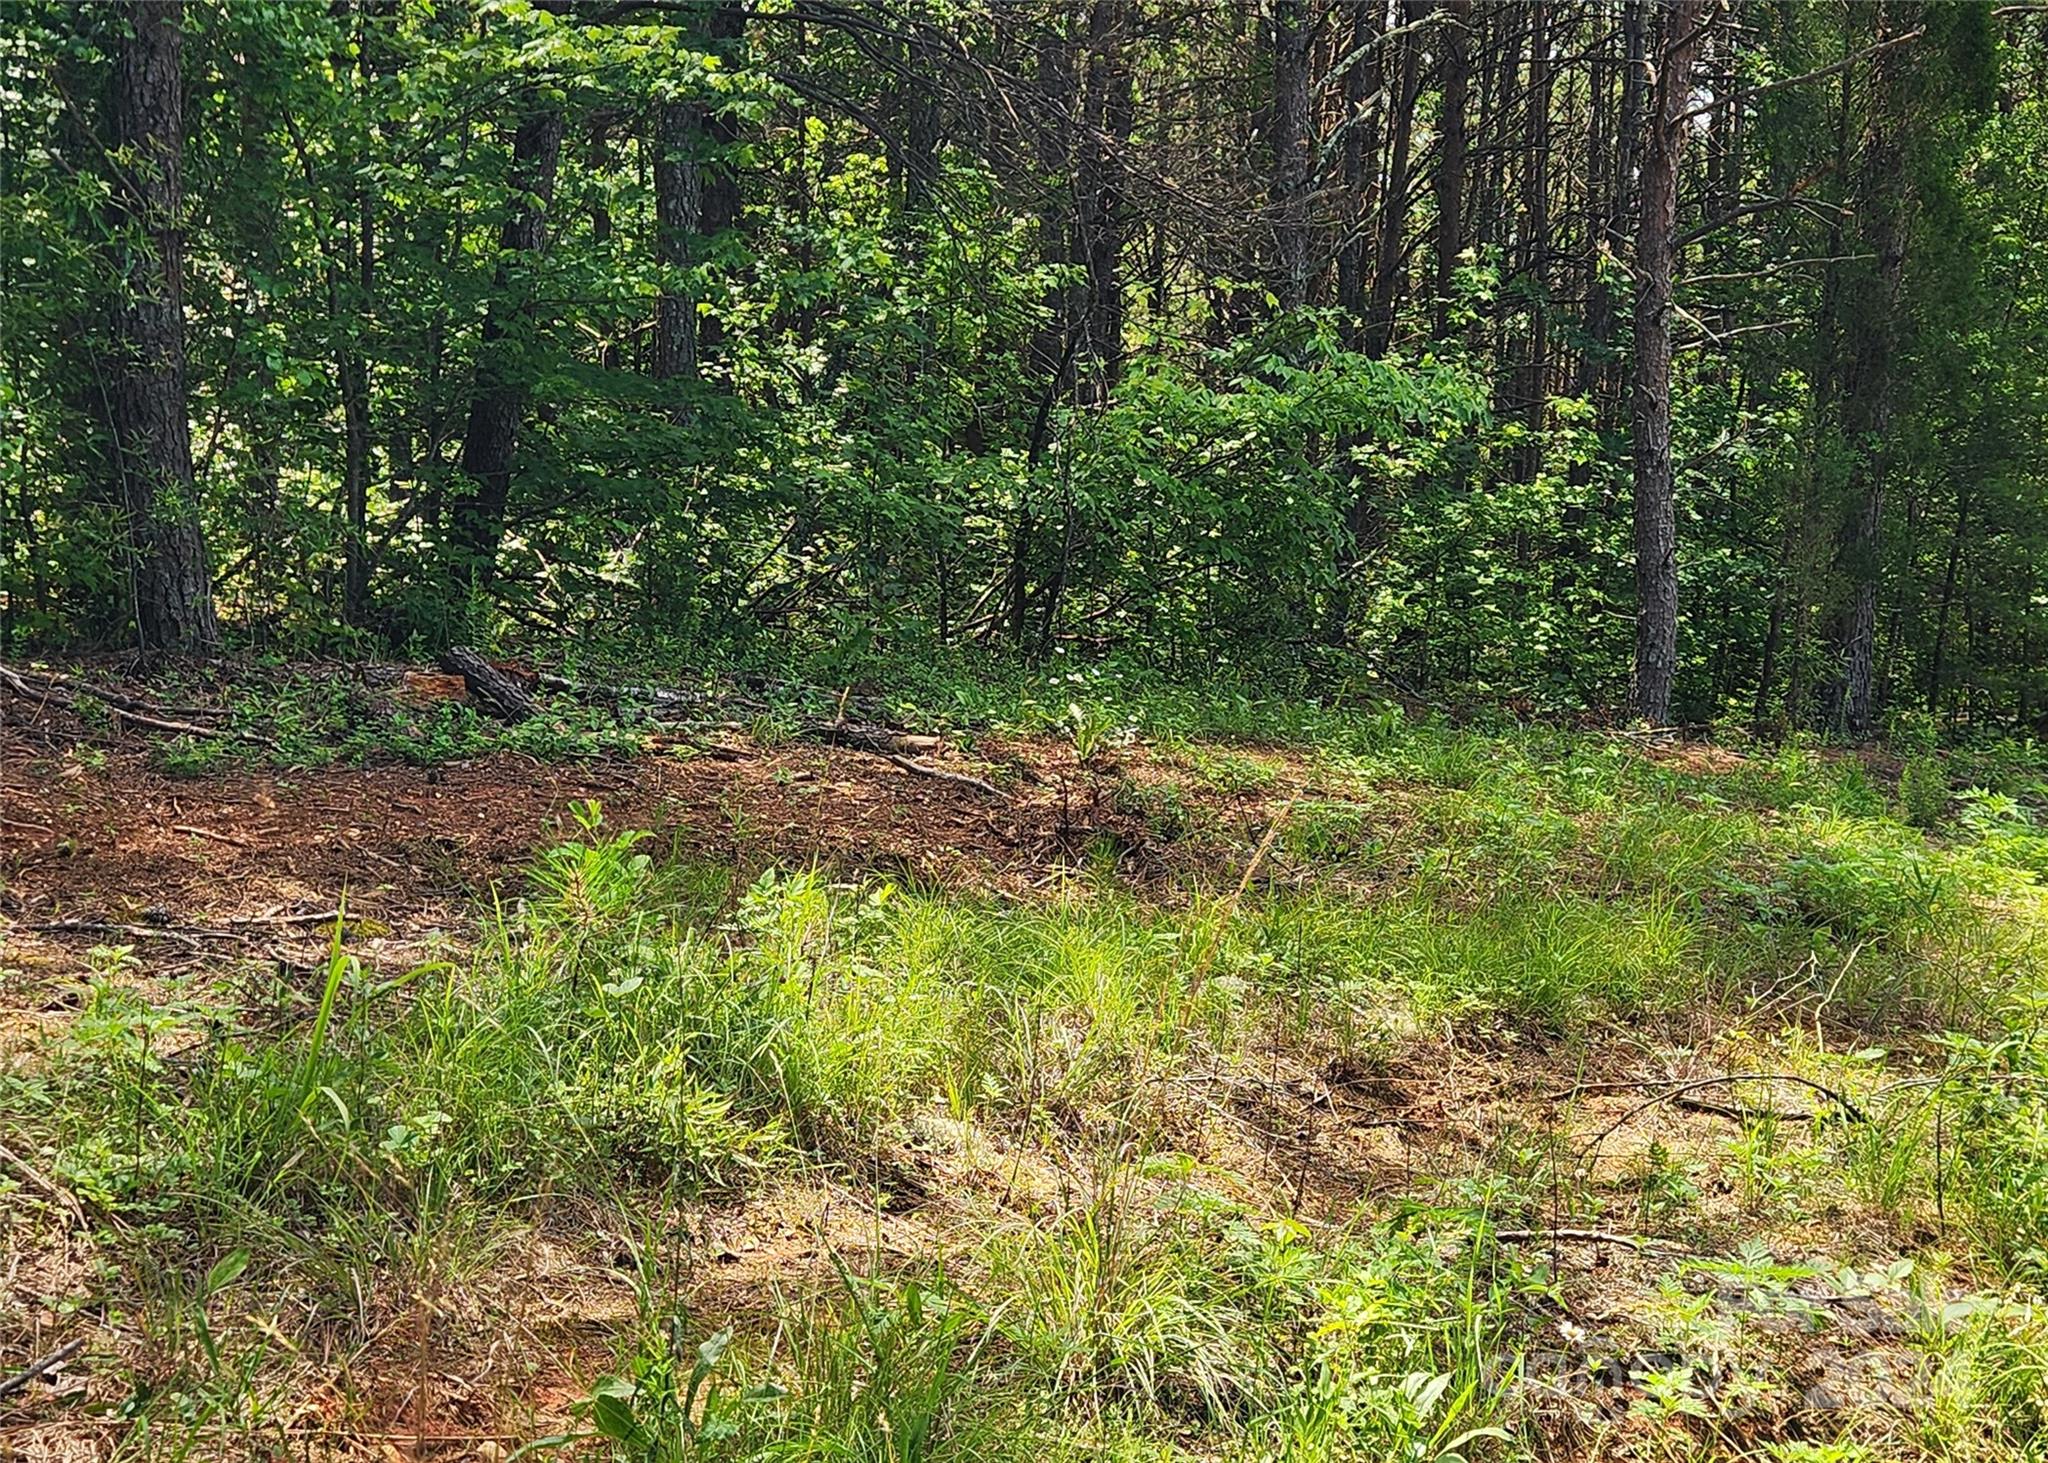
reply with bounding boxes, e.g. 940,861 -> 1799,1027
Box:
35,650 -> 2048,787
9,708 -> 2048,1460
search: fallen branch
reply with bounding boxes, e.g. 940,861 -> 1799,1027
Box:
537,670 -> 757,718
1559,1075 -> 1867,1176
1545,1074 -> 1866,1124
801,717 -> 945,758
883,752 -> 1003,797
1493,1227 -> 1691,1255
173,824 -> 252,848
0,1337 -> 87,1401
226,909 -> 346,927
0,663 -> 276,752
794,717 -> 1003,797
22,911 -> 343,943
22,920 -> 211,948
1673,1094 -> 1814,1124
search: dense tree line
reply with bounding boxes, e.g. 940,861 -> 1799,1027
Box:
2,0 -> 2044,735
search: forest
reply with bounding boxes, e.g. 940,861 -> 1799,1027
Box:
11,2 -> 2048,1461
1,0 -> 2041,734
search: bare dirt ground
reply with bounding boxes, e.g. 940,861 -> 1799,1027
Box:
0,701 -> 1309,1456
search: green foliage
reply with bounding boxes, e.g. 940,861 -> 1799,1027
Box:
4,0 -> 2043,733
1901,755 -> 1951,828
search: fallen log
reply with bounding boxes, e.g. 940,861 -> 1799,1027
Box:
439,647 -> 538,721
798,717 -> 945,758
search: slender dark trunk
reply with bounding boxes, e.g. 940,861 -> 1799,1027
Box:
109,0 -> 217,655
1270,0 -> 1312,311
1363,2 -> 1422,359
449,98 -> 564,596
1627,0 -> 1707,723
1827,4 -> 1913,741
1513,0 -> 1552,485
1600,0 -> 1651,427
1927,488 -> 1969,714
1030,9 -> 1076,390
1335,1 -> 1381,342
1432,0 -> 1471,338
695,2 -> 746,366
341,4 -> 378,627
52,15 -> 124,640
899,10 -> 943,217
1077,0 -> 1131,396
341,194 -> 373,626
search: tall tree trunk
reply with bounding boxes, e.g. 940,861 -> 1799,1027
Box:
898,8 -> 943,217
1513,0 -> 1553,486
1030,8 -> 1077,389
1270,0 -> 1312,311
1600,0 -> 1651,426
340,193 -> 373,625
1363,1 -> 1423,359
1927,486 -> 1969,715
653,3 -> 742,401
341,0 -> 380,628
449,97 -> 564,595
1076,0 -> 1131,396
109,0 -> 218,654
1828,3 -> 1914,741
652,99 -> 703,400
1432,0 -> 1472,337
1334,1 -> 1381,342
52,13 -> 125,640
691,2 -> 745,368
1627,0 -> 1707,723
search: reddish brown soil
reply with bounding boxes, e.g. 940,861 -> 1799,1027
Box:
0,709 -> 1299,996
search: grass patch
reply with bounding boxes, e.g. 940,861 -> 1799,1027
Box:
10,699 -> 2048,1459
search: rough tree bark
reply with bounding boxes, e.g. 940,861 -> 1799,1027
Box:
652,98 -> 703,397
652,0 -> 743,406
448,97 -> 564,594
109,0 -> 218,654
1628,0 -> 1707,724
1512,0 -> 1553,486
340,0 -> 382,627
1828,3 -> 1914,741
1334,0 -> 1381,342
1270,0 -> 1312,311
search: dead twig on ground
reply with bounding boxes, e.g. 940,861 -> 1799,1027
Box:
1556,1074 -> 1868,1175
21,910 -> 343,944
1545,1073 -> 1866,1123
21,919 -> 211,947
173,824 -> 252,847
1673,1094 -> 1815,1123
882,751 -> 1004,797
0,1338 -> 88,1401
1492,1227 -> 1692,1254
